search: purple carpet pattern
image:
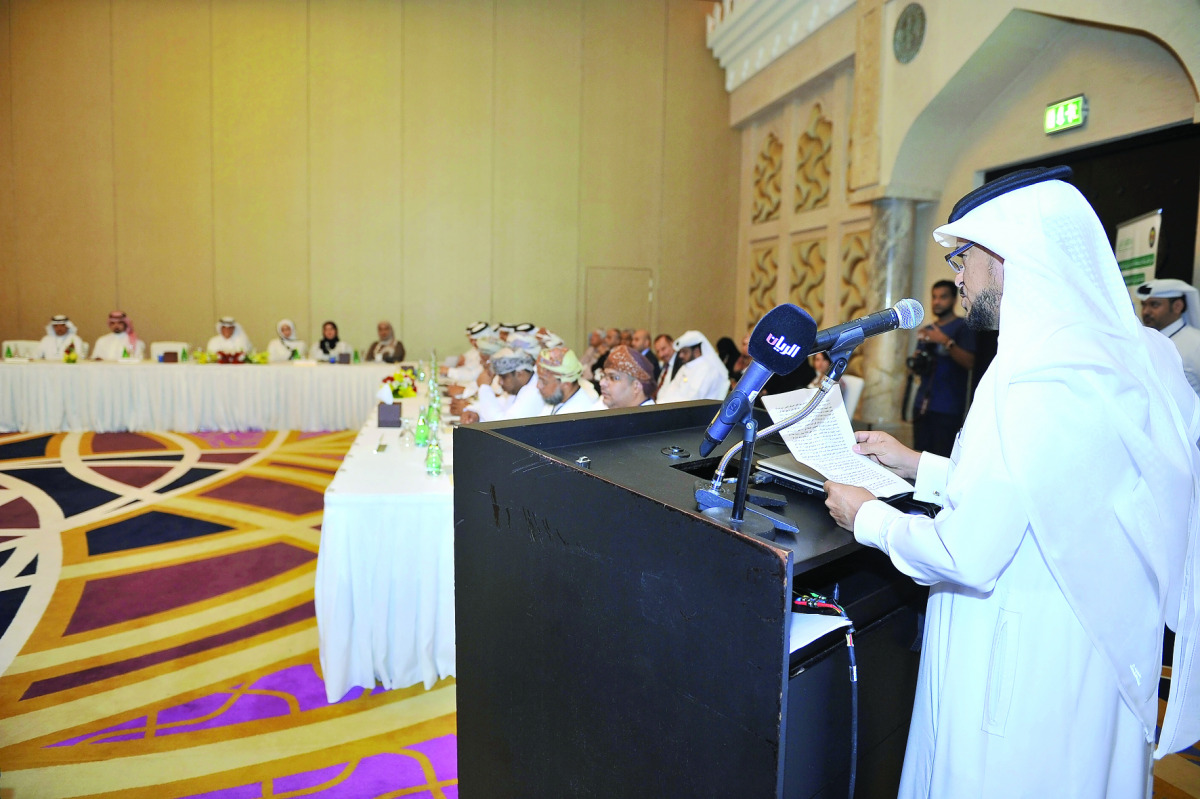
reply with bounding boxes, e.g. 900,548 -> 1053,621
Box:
0,430 -> 457,798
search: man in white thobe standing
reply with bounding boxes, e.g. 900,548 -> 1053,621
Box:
824,167 -> 1200,798
1137,278 -> 1200,397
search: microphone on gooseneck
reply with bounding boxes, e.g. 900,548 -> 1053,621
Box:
811,299 -> 925,353
699,304 -> 818,458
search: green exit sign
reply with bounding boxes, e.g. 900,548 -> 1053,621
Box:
1045,95 -> 1088,134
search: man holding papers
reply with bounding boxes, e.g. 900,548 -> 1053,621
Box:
822,167 -> 1200,798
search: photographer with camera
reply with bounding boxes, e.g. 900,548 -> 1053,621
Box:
909,279 -> 976,456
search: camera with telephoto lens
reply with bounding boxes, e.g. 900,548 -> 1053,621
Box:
907,347 -> 935,378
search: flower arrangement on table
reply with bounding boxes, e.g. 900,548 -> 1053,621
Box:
247,351 -> 269,365
378,370 -> 418,403
215,351 -> 248,364
63,343 -> 78,364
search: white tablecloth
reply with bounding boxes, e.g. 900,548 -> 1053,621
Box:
0,361 -> 396,432
315,394 -> 456,702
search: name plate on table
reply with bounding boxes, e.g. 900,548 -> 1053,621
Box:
162,351 -> 179,363
337,353 -> 351,364
378,403 -> 402,427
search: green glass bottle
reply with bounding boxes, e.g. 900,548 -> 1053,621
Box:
353,349 -> 361,364
424,437 -> 443,476
3,345 -> 11,359
414,408 -> 429,448
181,347 -> 189,362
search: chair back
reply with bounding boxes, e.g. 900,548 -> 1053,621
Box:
1,340 -> 38,358
150,341 -> 190,360
839,374 -> 865,420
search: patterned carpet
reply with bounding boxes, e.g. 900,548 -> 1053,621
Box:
0,430 -> 456,798
0,430 -> 1197,797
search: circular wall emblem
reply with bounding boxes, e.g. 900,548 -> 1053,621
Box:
893,3 -> 926,65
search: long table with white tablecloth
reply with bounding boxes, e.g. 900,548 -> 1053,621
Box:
0,360 -> 395,432
314,393 -> 455,702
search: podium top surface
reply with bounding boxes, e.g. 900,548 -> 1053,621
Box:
460,400 -> 858,577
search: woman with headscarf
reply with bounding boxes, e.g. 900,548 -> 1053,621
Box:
267,319 -> 305,362
309,320 -> 352,362
365,320 -> 405,363
206,316 -> 253,357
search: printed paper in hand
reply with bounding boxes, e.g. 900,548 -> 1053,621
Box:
761,386 -> 914,498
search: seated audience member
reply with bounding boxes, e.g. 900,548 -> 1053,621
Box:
206,316 -> 252,356
505,330 -> 543,358
630,328 -> 660,382
580,328 -> 605,381
93,310 -> 146,361
653,333 -> 675,385
656,331 -> 729,403
590,327 -> 623,388
36,314 -> 85,360
808,351 -> 834,387
460,347 -> 545,424
716,336 -> 740,375
537,347 -> 599,415
366,320 -> 405,363
310,321 -> 353,361
267,319 -> 305,362
442,321 -> 491,383
594,345 -> 657,409
620,329 -> 634,346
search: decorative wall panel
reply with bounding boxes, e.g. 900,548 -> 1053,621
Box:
839,230 -> 870,376
748,243 -> 779,325
751,132 -> 782,223
794,104 -> 831,212
789,237 -> 825,323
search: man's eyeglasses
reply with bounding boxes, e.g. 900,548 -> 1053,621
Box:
597,370 -> 629,383
945,241 -> 976,274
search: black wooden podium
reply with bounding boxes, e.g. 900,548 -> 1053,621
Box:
454,401 -> 924,798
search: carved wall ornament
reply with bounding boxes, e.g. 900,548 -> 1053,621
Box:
752,132 -> 783,223
795,104 -> 832,212
839,230 -> 871,376
749,242 -> 779,324
789,237 -> 826,324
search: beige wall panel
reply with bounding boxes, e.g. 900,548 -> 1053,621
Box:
919,21 -> 1198,301
584,266 -> 651,334
11,0 -> 116,346
211,0 -> 309,348
658,0 -> 738,344
578,0 -> 665,272
112,0 -> 214,349
492,0 -> 583,348
0,0 -> 15,342
309,0 -> 403,353
402,0 -> 494,358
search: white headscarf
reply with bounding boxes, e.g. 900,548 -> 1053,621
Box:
673,330 -> 725,373
276,318 -> 298,342
215,317 -> 252,352
1137,278 -> 1200,328
933,177 -> 1200,755
45,314 -> 77,339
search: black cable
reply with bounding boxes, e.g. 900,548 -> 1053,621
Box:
793,587 -> 858,798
